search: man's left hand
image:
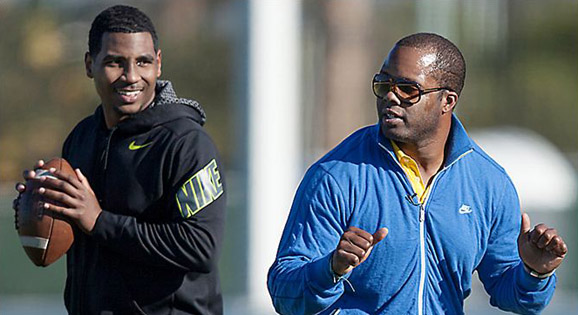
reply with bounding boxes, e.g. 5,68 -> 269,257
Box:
38,168 -> 102,235
518,213 -> 567,275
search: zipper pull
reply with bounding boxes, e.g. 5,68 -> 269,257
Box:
419,205 -> 425,222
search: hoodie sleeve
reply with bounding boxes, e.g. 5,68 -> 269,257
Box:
268,165 -> 350,315
476,178 -> 556,315
90,129 -> 226,273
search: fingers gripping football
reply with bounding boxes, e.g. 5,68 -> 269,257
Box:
332,226 -> 388,276
13,162 -> 42,230
39,168 -> 102,235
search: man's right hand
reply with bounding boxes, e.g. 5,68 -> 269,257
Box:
13,160 -> 46,230
331,226 -> 388,276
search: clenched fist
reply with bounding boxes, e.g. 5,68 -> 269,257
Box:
518,213 -> 567,275
332,226 -> 388,276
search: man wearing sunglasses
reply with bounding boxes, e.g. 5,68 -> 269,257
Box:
268,33 -> 566,314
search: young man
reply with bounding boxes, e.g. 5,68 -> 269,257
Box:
14,5 -> 226,314
268,33 -> 567,314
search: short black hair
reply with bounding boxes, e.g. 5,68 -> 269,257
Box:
88,5 -> 159,57
396,33 -> 466,95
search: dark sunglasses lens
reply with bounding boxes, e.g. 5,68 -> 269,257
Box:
395,83 -> 420,100
373,82 -> 392,98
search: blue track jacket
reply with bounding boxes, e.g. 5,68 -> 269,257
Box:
268,115 -> 556,315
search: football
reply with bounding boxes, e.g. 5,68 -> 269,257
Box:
18,158 -> 75,267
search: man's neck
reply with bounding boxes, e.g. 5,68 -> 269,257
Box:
397,140 -> 444,181
102,97 -> 156,129
103,111 -> 119,130
395,124 -> 451,186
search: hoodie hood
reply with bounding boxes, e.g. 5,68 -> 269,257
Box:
153,80 -> 206,124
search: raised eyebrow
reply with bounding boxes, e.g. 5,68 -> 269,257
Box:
137,54 -> 156,61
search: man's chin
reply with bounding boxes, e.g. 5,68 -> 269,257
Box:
117,102 -> 151,113
382,126 -> 408,143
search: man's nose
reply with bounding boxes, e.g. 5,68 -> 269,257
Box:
385,90 -> 401,106
123,63 -> 139,83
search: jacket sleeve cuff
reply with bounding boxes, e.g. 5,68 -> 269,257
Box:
306,252 -> 350,292
91,210 -> 131,242
516,261 -> 555,291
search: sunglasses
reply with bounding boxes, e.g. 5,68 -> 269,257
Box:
372,73 -> 453,104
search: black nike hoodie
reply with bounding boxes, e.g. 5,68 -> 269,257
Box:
62,81 -> 225,315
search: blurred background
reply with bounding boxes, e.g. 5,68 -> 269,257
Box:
0,0 -> 576,314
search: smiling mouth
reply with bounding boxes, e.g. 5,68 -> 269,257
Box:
116,89 -> 142,96
115,88 -> 144,104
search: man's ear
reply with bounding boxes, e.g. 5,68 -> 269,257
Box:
442,91 -> 458,113
84,52 -> 94,79
156,49 -> 162,78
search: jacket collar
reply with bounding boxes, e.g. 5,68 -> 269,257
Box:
376,113 -> 474,167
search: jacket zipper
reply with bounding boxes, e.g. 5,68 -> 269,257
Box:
417,188 -> 432,315
80,126 -> 117,314
379,142 -> 473,315
102,126 -> 117,172
416,149 -> 473,315
378,142 -> 427,314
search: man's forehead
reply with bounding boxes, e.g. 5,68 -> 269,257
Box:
381,46 -> 437,82
98,32 -> 156,55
